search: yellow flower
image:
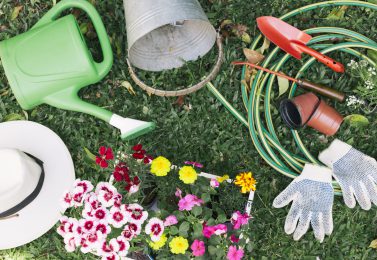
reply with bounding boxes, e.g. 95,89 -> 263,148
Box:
179,166 -> 198,184
234,172 -> 257,193
150,156 -> 171,176
169,236 -> 189,254
217,174 -> 230,183
149,234 -> 167,250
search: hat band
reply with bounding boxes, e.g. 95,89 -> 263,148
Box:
0,153 -> 45,220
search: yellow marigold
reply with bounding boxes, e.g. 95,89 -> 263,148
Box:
217,174 -> 230,183
179,166 -> 198,184
234,172 -> 257,193
169,236 -> 189,254
149,234 -> 167,250
150,156 -> 171,176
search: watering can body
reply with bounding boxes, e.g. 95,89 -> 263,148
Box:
0,0 -> 155,140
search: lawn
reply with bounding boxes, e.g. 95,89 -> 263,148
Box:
1,0 -> 377,259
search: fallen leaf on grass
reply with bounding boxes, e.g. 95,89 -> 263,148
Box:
369,239 -> 377,249
174,96 -> 185,107
256,37 -> 271,55
344,114 -> 369,127
84,147 -> 96,161
121,81 -> 136,95
326,6 -> 348,20
277,72 -> 290,97
3,113 -> 25,122
11,6 -> 23,20
243,48 -> 265,64
220,20 -> 251,43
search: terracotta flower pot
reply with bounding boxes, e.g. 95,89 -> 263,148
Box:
280,92 -> 343,136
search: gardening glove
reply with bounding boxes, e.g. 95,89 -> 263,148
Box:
273,164 -> 334,242
319,139 -> 377,210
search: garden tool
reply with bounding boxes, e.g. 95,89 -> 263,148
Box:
0,0 -> 154,140
232,61 -> 346,102
280,92 -> 343,136
257,16 -> 345,73
273,164 -> 334,242
319,139 -> 377,210
124,0 -> 217,72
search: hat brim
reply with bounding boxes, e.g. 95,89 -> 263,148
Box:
0,121 -> 75,250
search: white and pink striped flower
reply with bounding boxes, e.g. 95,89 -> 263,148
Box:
84,192 -> 100,210
121,222 -> 141,241
63,233 -> 78,252
96,182 -> 118,208
123,204 -> 148,224
74,179 -> 94,194
115,236 -> 130,257
95,220 -> 112,236
92,207 -> 109,221
101,253 -> 120,260
113,193 -> 123,208
79,219 -> 96,234
57,217 -> 79,237
108,206 -> 128,228
98,239 -> 119,257
61,191 -> 73,209
145,217 -> 164,242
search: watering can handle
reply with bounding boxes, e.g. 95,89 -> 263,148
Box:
33,0 -> 113,79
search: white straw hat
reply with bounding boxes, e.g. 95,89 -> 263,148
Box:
0,121 -> 75,250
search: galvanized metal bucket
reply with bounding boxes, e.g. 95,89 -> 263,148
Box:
124,0 -> 217,71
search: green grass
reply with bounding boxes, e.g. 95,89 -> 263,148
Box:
1,0 -> 377,259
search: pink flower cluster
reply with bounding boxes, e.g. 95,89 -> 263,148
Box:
176,190 -> 204,211
202,223 -> 228,238
231,211 -> 250,230
58,179 -> 154,260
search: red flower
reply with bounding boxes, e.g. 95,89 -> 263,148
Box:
132,144 -> 143,151
95,146 -> 114,168
113,162 -> 130,182
144,155 -> 153,164
125,176 -> 140,192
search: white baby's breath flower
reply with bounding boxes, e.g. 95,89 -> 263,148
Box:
359,60 -> 368,67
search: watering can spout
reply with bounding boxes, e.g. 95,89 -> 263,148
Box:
44,88 -> 155,140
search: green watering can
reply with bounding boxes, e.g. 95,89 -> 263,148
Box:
0,0 -> 155,140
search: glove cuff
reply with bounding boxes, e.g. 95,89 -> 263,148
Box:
318,139 -> 352,169
297,164 -> 333,183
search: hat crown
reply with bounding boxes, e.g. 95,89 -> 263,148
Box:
0,149 -> 41,213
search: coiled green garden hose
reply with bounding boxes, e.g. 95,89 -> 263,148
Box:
206,0 -> 377,195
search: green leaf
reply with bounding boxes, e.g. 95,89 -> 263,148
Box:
370,239 -> 377,249
192,223 -> 203,239
84,147 -> 96,161
3,113 -> 25,122
201,193 -> 211,203
208,246 -> 217,256
344,114 -> 369,127
367,0 -> 377,4
178,221 -> 190,237
192,206 -> 202,217
367,50 -> 377,64
217,213 -> 227,223
79,23 -> 89,34
277,75 -> 290,97
169,226 -> 179,235
11,6 -> 23,20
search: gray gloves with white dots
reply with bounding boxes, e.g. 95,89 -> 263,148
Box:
273,139 -> 377,242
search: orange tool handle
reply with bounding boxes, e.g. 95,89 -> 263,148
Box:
294,43 -> 345,73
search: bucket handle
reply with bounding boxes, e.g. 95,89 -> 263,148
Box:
32,0 -> 113,80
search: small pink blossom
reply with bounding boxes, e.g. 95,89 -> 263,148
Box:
231,211 -> 250,230
93,207 -> 109,221
213,224 -> 227,235
230,234 -> 240,243
164,215 -> 178,227
145,217 -> 164,242
95,220 -> 112,235
175,188 -> 182,198
178,194 -> 204,211
63,233 -> 77,252
227,246 -> 244,260
191,239 -> 205,257
79,219 -> 96,233
61,191 -> 73,209
184,161 -> 204,168
210,178 -> 220,188
74,179 -> 94,194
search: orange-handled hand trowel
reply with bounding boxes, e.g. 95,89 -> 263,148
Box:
257,16 -> 345,73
